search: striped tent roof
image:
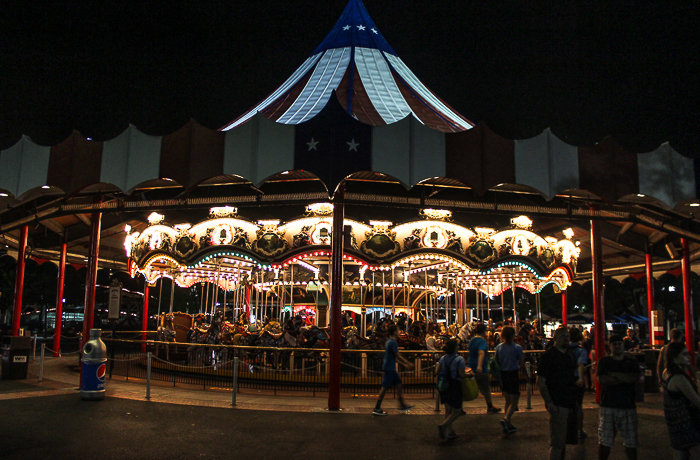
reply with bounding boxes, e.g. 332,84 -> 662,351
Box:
220,0 -> 473,133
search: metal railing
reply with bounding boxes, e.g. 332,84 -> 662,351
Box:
103,339 -> 543,397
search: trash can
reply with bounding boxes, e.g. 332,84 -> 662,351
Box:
644,349 -> 661,393
1,336 -> 31,380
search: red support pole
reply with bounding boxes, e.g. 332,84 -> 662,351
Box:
81,210 -> 102,350
328,186 -> 345,411
53,242 -> 67,356
682,238 -> 695,371
646,253 -> 655,347
141,280 -> 149,353
11,226 -> 28,336
591,206 -> 606,404
561,290 -> 568,327
245,285 -> 251,320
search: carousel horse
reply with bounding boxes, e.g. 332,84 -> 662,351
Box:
187,313 -> 212,364
342,326 -> 361,349
156,313 -> 177,360
300,325 -> 331,348
398,330 -> 424,350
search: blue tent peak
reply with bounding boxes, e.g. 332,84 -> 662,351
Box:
312,0 -> 397,56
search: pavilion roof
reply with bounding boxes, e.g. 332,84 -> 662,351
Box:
220,0 -> 474,133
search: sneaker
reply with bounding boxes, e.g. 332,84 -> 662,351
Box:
507,425 -> 518,435
447,432 -> 459,440
438,425 -> 447,439
399,404 -> 415,412
579,430 -> 588,440
500,419 -> 509,435
372,408 -> 388,416
487,406 -> 502,413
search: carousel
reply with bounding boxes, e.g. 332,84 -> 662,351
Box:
127,203 -> 579,342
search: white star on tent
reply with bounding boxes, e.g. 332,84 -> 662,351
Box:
357,25 -> 366,31
307,138 -> 319,151
347,139 -> 360,151
343,25 -> 351,30
371,28 -> 378,34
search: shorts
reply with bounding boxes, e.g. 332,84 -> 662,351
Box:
598,407 -> 638,448
382,370 -> 402,388
500,369 -> 520,396
475,373 -> 492,396
440,382 -> 463,409
549,405 -> 572,449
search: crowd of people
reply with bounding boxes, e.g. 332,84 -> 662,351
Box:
374,322 -> 700,459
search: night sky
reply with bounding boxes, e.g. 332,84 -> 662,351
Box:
1,1 -> 698,156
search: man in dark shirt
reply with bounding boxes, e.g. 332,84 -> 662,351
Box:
373,325 -> 414,415
597,334 -> 641,460
623,329 -> 640,351
538,327 -> 577,460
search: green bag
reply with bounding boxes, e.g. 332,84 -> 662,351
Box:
461,376 -> 479,401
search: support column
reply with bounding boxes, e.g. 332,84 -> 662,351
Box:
561,290 -> 568,327
682,238 -> 695,370
245,285 -> 251,320
81,209 -> 102,349
591,207 -> 606,404
646,253 -> 655,347
53,241 -> 67,356
328,186 -> 344,411
11,225 -> 28,336
169,278 -> 175,314
141,280 -> 149,353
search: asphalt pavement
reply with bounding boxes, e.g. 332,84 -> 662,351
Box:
0,357 -> 678,460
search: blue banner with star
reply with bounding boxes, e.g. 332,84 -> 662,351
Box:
294,95 -> 372,193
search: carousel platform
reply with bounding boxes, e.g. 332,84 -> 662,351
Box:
1,355 -> 665,418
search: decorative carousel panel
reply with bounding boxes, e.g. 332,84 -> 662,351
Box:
252,224 -> 288,257
393,220 -> 473,254
361,222 -> 400,259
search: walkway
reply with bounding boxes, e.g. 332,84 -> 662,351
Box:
0,357 -> 673,460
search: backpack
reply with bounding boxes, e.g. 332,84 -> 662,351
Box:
437,356 -> 457,392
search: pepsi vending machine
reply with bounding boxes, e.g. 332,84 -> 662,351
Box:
81,329 -> 107,400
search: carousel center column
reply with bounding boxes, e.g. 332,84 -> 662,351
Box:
53,240 -> 67,356
682,238 -> 696,371
81,205 -> 102,351
590,205 -> 606,404
328,186 -> 345,411
11,225 -> 29,336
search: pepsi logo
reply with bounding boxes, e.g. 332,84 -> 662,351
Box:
97,363 -> 106,379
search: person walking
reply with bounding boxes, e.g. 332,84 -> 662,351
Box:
436,339 -> 469,440
658,328 -> 684,383
569,327 -> 589,440
661,341 -> 700,459
468,322 -> 501,413
372,325 -> 415,415
537,327 -> 578,460
596,334 -> 641,460
495,325 -> 524,435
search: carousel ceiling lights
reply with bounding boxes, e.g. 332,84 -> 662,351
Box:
421,209 -> 452,221
511,216 -> 533,230
306,203 -> 333,216
209,206 -> 237,217
147,212 -> 165,225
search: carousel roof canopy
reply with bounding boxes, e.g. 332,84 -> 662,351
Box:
220,0 -> 474,134
0,0 -> 698,283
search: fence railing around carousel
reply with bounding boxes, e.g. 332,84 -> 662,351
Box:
104,338 -> 544,397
